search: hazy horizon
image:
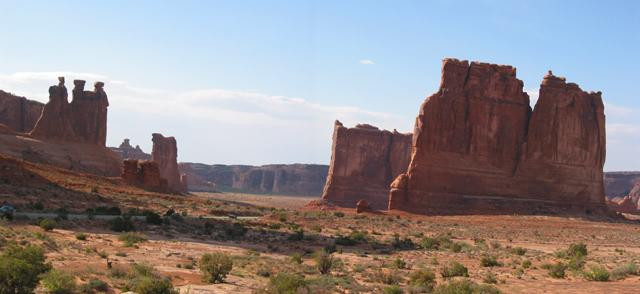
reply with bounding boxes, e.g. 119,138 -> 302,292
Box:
1,1 -> 639,171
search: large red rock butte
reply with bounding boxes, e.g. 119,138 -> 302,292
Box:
322,121 -> 412,210
152,133 -> 187,193
0,90 -> 44,133
30,77 -> 109,145
389,58 -> 607,215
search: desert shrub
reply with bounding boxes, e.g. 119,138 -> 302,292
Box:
584,265 -> 610,281
39,218 -> 57,231
333,211 -> 345,218
324,244 -> 337,254
314,251 -> 334,275
567,243 -> 588,258
421,237 -> 439,250
450,242 -> 463,253
288,229 -> 304,241
40,269 -> 76,294
568,256 -> 585,271
483,272 -> 498,284
376,271 -> 401,285
199,252 -> 233,283
433,279 -> 500,294
131,276 -> 175,294
75,233 -> 87,241
290,253 -> 303,264
383,285 -> 403,294
266,272 -> 308,294
542,262 -> 567,279
110,216 -> 134,232
224,222 -> 247,239
440,261 -> 468,278
511,247 -> 527,256
522,259 -> 532,269
256,267 -> 272,277
611,262 -> 638,280
391,234 -> 415,250
144,211 -> 163,225
118,233 -> 147,247
393,258 -> 407,269
0,245 -> 51,294
480,255 -> 501,267
409,269 -> 436,291
79,279 -> 108,293
88,206 -> 121,215
54,208 -> 69,220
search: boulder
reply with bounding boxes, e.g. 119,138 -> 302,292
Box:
152,133 -> 186,193
322,121 -> 412,210
389,59 -> 607,215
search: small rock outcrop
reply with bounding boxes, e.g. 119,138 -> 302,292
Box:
152,133 -> 187,193
121,159 -> 168,192
0,90 -> 44,133
322,121 -> 412,210
30,77 -> 109,145
109,139 -> 151,160
389,59 -> 607,215
356,199 -> 371,213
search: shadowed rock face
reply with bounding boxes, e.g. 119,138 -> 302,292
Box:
389,59 -> 607,215
109,139 -> 152,161
179,162 -> 328,196
0,90 -> 44,133
121,159 -> 168,192
152,133 -> 187,193
322,121 -> 412,210
30,78 -> 109,146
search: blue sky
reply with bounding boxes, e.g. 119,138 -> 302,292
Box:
1,0 -> 639,170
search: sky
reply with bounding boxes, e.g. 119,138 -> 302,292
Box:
0,0 -> 639,171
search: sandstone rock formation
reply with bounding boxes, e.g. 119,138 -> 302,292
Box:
109,139 -> 152,160
179,162 -> 328,196
0,90 -> 44,133
603,171 -> 640,199
356,199 -> 371,213
152,133 -> 187,193
121,159 -> 168,192
389,59 -> 607,215
322,121 -> 412,210
30,77 -> 109,145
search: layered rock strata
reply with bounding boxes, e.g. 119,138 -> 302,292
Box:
0,90 -> 44,133
152,133 -> 187,193
389,59 -> 607,215
121,159 -> 168,192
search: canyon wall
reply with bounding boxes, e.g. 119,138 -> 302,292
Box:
179,162 -> 328,196
603,172 -> 640,199
322,121 -> 412,209
152,133 -> 187,193
389,59 -> 607,215
0,90 -> 44,133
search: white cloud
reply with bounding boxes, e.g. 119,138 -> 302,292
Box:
359,59 -> 375,65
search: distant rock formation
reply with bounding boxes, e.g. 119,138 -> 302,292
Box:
152,133 -> 187,193
0,90 -> 44,133
121,159 -> 168,192
322,121 -> 412,210
30,77 -> 109,145
109,139 -> 151,160
389,59 -> 607,215
603,172 -> 640,199
179,162 -> 328,196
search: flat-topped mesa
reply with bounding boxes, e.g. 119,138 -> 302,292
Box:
389,59 -> 607,215
152,133 -> 187,193
322,121 -> 412,210
30,77 -> 109,146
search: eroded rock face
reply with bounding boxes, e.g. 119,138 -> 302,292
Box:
356,199 -> 371,213
322,121 -> 412,210
0,90 -> 44,133
604,172 -> 640,199
152,133 -> 186,193
30,78 -> 109,145
179,162 -> 328,195
109,139 -> 152,160
389,59 -> 607,215
121,159 -> 168,192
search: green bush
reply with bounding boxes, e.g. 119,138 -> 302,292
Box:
383,285 -> 403,294
584,265 -> 610,281
483,272 -> 498,284
333,211 -> 345,218
567,243 -> 588,258
421,237 -> 439,250
39,218 -> 57,231
79,279 -> 108,293
266,272 -> 308,294
0,245 -> 51,294
290,253 -> 303,264
110,217 -> 135,232
199,252 -> 233,283
440,261 -> 469,278
409,269 -> 436,291
144,211 -> 163,225
542,262 -> 567,279
480,256 -> 501,267
611,262 -> 638,280
131,276 -> 176,294
568,256 -> 585,271
393,258 -> 407,269
75,233 -> 87,241
314,251 -> 334,275
118,233 -> 147,247
287,229 -> 304,241
511,247 -> 527,256
40,269 -> 76,294
522,259 -> 532,269
391,234 -> 415,250
433,279 -> 500,294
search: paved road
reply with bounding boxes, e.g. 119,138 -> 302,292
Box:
15,212 -> 259,221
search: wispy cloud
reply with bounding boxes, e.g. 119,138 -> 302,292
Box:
359,59 -> 375,65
